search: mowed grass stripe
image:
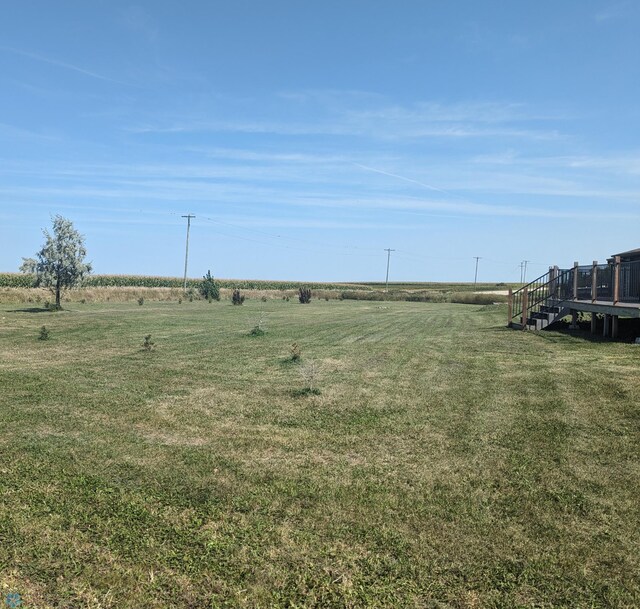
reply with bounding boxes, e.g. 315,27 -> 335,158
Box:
1,300 -> 639,608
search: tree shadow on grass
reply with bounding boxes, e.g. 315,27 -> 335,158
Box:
5,307 -> 54,314
290,387 -> 321,397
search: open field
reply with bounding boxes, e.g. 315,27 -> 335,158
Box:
359,282 -> 518,293
0,273 -> 367,291
1,299 -> 639,607
0,284 -> 509,307
0,273 -> 517,294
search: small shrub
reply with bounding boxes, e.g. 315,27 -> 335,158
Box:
178,298 -> 182,304
249,312 -> 267,336
261,295 -> 268,302
286,296 -> 290,302
298,287 -> 311,304
80,298 -> 86,304
232,289 -> 245,306
325,297 -> 329,301
44,300 -> 62,311
298,360 -> 321,394
138,297 -> 144,306
142,334 -> 155,351
38,325 -> 50,341
290,342 -> 302,361
199,270 -> 220,301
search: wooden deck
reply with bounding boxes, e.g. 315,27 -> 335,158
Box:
560,299 -> 640,318
508,258 -> 640,337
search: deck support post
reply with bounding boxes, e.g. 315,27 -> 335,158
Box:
613,256 -> 621,304
591,260 -> 598,303
603,314 -> 610,338
549,265 -> 558,300
591,313 -> 597,334
573,261 -> 579,300
612,315 -> 619,339
521,287 -> 528,330
569,310 -> 578,330
507,288 -> 513,327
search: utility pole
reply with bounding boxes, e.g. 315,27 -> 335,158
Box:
182,214 -> 196,290
519,261 -> 524,284
384,248 -> 395,292
523,260 -> 530,285
473,257 -> 481,288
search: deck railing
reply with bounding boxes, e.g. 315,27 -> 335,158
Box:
620,260 -> 640,302
509,257 -> 640,328
573,259 -> 640,303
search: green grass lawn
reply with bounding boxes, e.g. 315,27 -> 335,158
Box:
1,299 -> 639,608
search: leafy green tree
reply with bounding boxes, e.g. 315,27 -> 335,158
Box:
20,215 -> 92,309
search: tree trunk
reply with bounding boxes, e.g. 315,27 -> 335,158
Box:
55,278 -> 61,309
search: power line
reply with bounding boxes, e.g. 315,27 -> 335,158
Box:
197,215 -> 381,258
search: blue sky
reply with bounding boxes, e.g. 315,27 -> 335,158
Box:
1,1 -> 639,282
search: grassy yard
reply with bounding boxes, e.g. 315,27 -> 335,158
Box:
0,299 -> 638,608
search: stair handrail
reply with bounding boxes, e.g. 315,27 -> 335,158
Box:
509,267 -> 572,327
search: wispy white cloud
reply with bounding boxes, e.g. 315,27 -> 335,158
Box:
595,1 -> 633,22
3,176 -> 639,221
0,122 -> 59,141
127,117 -> 562,141
471,151 -> 640,176
2,148 -> 640,208
125,94 -> 564,141
0,46 -> 130,85
120,6 -> 159,41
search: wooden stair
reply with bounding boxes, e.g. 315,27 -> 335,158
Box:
509,267 -> 573,330
525,303 -> 570,330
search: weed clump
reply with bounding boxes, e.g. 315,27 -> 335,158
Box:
232,289 -> 245,306
290,342 -> 302,361
38,325 -> 50,341
142,334 -> 155,351
138,297 -> 144,306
